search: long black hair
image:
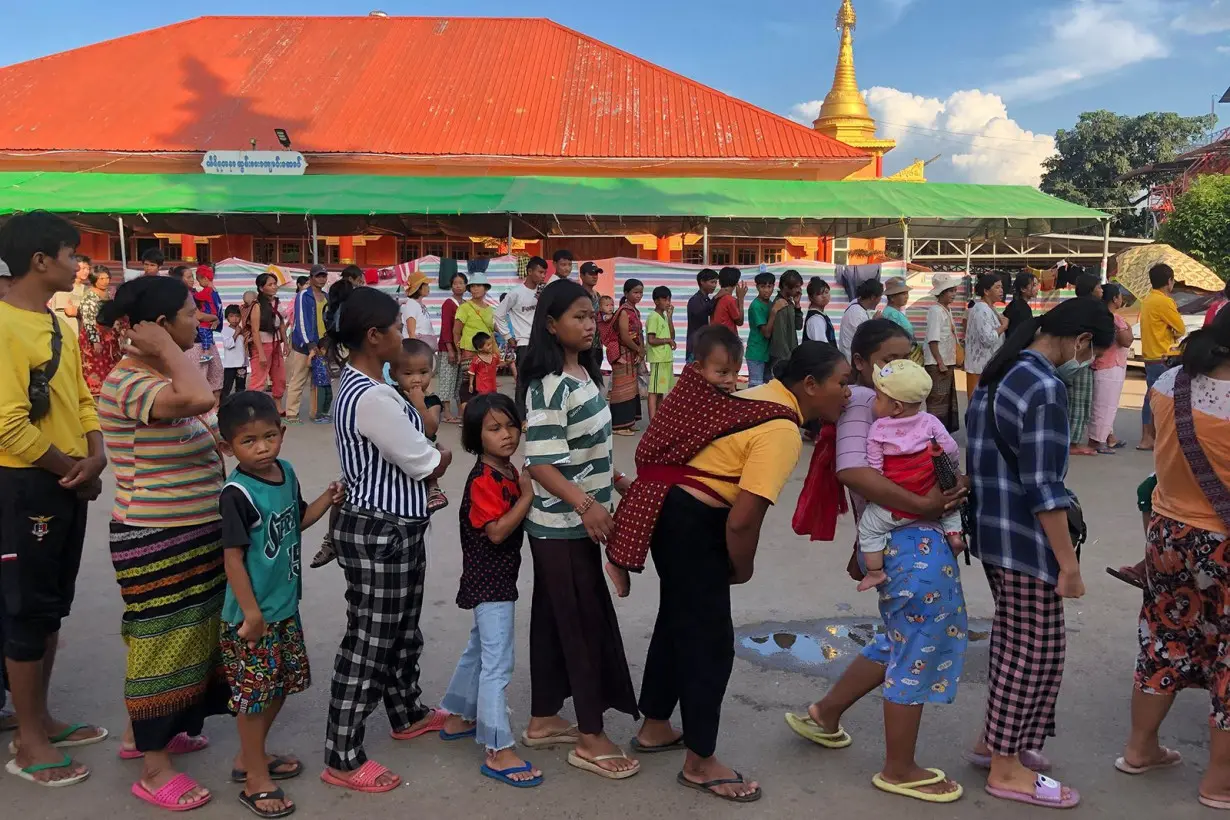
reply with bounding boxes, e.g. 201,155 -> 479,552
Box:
97,275 -> 190,327
775,340 -> 845,386
519,279 -> 603,387
1012,270 -> 1037,300
620,278 -> 644,306
1182,302 -> 1230,377
980,297 -> 1117,387
325,279 -> 399,352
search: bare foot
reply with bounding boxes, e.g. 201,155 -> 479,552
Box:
636,718 -> 683,748
141,767 -> 210,807
682,756 -> 759,800
857,570 -> 887,592
487,748 -> 541,782
14,742 -> 89,784
605,561 -> 630,598
1070,445 -> 1098,456
327,766 -> 399,789
881,764 -> 961,797
443,714 -> 476,736
576,733 -> 639,774
525,715 -> 576,740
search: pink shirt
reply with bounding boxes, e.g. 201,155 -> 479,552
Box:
866,412 -> 959,473
1092,314 -> 1130,370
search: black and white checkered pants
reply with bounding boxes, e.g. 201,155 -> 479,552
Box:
324,505 -> 430,771
982,565 -> 1067,756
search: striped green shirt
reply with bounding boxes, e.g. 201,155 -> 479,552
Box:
524,372 -> 614,540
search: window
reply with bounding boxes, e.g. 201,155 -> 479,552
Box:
737,247 -> 757,266
709,247 -> 732,266
279,241 -> 303,264
195,243 -> 211,265
424,242 -> 446,259
762,247 -> 786,264
253,240 -> 277,265
398,240 -> 421,263
683,247 -> 704,265
832,238 -> 850,266
110,237 -> 125,262
316,241 -> 340,265
164,242 -> 183,262
450,244 -> 471,261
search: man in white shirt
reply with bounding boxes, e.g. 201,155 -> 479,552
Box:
499,256 -> 547,416
838,279 -> 884,361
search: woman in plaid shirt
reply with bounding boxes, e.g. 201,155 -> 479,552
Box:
965,298 -> 1115,809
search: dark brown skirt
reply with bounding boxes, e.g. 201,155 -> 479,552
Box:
528,536 -> 639,733
925,364 -> 960,432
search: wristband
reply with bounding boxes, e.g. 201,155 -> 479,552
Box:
574,495 -> 595,516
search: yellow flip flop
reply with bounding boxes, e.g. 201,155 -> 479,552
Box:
871,768 -> 963,803
784,712 -> 852,749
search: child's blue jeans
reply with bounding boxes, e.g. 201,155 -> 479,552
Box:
440,601 -> 516,751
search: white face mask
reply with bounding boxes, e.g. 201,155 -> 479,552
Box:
1056,341 -> 1093,378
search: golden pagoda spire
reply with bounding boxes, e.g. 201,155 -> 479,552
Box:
813,0 -> 896,169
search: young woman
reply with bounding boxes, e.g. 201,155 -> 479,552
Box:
400,271 -> 437,350
436,271 -> 467,423
247,273 -> 288,409
964,273 -> 1009,398
518,280 -> 641,780
453,273 -> 494,387
1120,308 -> 1230,811
1002,271 -> 1038,339
630,339 -> 851,803
97,277 -> 230,810
1088,283 -> 1134,453
321,283 -> 453,793
610,279 -> 645,435
923,275 -> 961,432
790,320 -> 970,805
966,298 -> 1115,809
79,265 -> 121,398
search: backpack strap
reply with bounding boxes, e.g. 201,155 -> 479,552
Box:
1173,369 -> 1230,531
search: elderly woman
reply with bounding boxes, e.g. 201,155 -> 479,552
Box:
79,265 -> 121,398
97,276 -> 231,810
1118,308 -> 1230,811
965,297 -> 1115,809
923,274 -> 962,431
964,273 -> 1009,398
788,319 -> 970,804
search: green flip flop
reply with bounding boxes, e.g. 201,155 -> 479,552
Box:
6,753 -> 90,787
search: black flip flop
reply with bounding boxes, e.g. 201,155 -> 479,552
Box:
1105,566 -> 1145,590
677,770 -> 762,803
231,756 -> 303,783
238,788 -> 295,818
630,735 -> 686,754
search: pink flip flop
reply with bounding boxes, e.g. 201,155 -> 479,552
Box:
119,733 -> 210,760
131,772 -> 211,812
319,759 -> 400,793
1114,747 -> 1182,775
964,749 -> 1051,772
985,775 -> 1080,809
389,708 -> 447,741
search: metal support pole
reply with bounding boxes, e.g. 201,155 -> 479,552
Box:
117,216 -> 127,270
310,218 -> 319,264
703,225 -> 710,266
507,216 -> 514,257
901,219 -> 911,265
964,238 -> 973,277
1100,218 -> 1111,282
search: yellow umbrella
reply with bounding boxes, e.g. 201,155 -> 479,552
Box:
1112,243 -> 1224,300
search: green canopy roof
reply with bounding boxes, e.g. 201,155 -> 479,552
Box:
0,171 -> 1106,239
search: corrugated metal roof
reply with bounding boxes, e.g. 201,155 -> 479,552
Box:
0,16 -> 865,162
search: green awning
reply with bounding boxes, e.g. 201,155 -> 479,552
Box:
0,171 -> 1106,239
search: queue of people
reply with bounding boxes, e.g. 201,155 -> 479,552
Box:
3,209 -> 1230,815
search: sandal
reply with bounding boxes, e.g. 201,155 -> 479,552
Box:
309,538 -> 336,569
985,774 -> 1079,809
676,770 -> 761,803
119,732 -> 210,760
480,761 -> 543,789
520,725 -> 579,748
1114,747 -> 1182,774
389,708 -> 447,741
131,772 -> 212,811
238,787 -> 295,818
319,760 -> 399,793
9,723 -> 109,755
784,712 -> 852,749
872,768 -> 963,804
6,754 -> 90,788
630,735 -> 686,754
231,755 -> 303,782
427,487 -> 449,514
566,749 -> 640,780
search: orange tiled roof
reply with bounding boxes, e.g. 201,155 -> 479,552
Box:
0,16 -> 866,163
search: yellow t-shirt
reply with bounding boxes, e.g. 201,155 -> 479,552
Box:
456,301 -> 495,352
0,301 -> 101,468
1139,289 -> 1185,361
686,380 -> 803,505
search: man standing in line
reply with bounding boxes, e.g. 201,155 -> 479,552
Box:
286,264 -> 330,423
580,261 -> 605,369
1137,263 -> 1185,451
838,279 -> 885,361
128,247 -> 164,282
551,249 -> 575,283
498,256 -> 546,417
685,268 -> 720,363
0,210 -> 109,786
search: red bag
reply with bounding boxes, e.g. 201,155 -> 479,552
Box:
792,424 -> 848,542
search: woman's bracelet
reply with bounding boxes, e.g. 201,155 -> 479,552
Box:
574,495 -> 596,516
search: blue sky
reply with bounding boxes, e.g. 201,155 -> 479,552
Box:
4,0 -> 1227,184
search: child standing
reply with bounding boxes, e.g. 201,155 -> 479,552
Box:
645,286 -> 677,418
217,391 -> 343,818
857,359 -> 964,591
746,272 -> 775,387
309,339 -> 332,424
803,277 -> 836,346
439,393 -> 542,788
464,332 -> 500,410
710,267 -> 747,332
222,305 -> 249,400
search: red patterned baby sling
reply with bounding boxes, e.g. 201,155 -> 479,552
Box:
608,363 -> 800,572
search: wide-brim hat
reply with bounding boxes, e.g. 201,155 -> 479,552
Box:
467,272 -> 491,288
404,271 -> 430,294
883,277 -> 909,297
929,273 -> 964,297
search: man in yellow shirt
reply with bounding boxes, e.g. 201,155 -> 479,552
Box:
1138,263 -> 1184,450
0,210 -> 108,787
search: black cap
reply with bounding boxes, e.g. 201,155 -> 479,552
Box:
579,261 -> 603,276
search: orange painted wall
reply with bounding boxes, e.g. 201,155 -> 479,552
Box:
210,235 -> 253,261
357,236 -> 397,267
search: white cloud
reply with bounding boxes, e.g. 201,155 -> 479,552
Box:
1218,44 -> 1230,53
882,0 -> 917,22
1175,0 -> 1230,33
993,0 -> 1168,101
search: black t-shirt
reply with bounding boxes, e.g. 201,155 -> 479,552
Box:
686,290 -> 717,355
1003,297 -> 1032,339
457,460 -> 524,609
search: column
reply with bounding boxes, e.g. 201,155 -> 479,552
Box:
181,234 -> 197,262
656,235 -> 672,262
339,236 -> 355,265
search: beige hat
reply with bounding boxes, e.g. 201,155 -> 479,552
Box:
872,359 -> 933,404
883,277 -> 909,297
929,273 -> 964,297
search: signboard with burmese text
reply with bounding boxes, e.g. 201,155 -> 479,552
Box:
200,151 -> 307,175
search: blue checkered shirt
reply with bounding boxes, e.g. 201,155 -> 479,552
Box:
966,349 -> 1072,585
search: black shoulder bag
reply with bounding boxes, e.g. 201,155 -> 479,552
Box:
28,311 -> 63,423
985,382 -> 1087,557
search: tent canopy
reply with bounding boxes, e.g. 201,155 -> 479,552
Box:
0,171 -> 1106,239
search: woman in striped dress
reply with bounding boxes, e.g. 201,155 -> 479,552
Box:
98,277 -> 230,810
321,283 -> 454,793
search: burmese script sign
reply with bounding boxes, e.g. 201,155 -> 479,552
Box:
201,151 -> 308,175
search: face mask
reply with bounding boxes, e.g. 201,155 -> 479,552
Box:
1056,344 -> 1093,378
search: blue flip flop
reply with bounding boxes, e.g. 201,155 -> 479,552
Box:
439,727 -> 477,741
480,762 -> 543,788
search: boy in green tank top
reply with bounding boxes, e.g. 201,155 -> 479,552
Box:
217,391 -> 343,817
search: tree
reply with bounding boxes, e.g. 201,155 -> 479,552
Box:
1157,174 -> 1230,281
1040,110 -> 1217,237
